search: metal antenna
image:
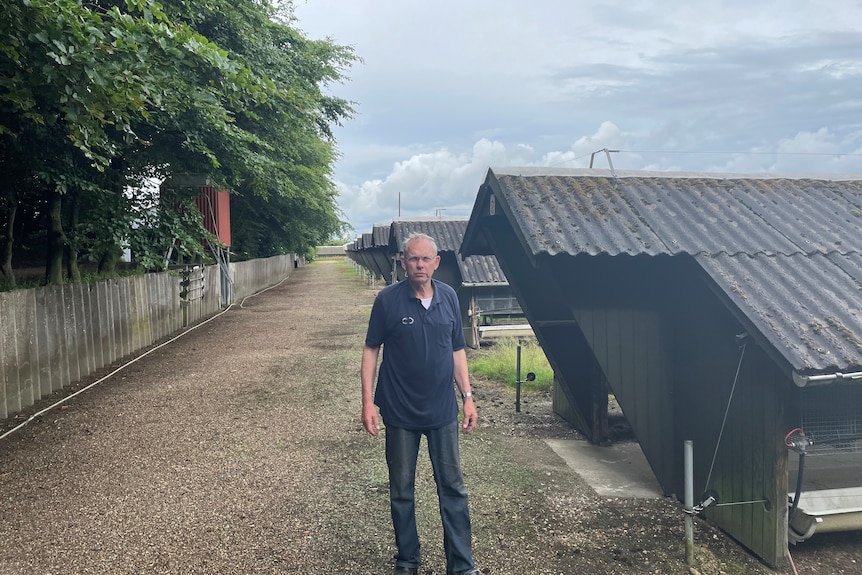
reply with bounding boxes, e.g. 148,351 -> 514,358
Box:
589,147 -> 619,177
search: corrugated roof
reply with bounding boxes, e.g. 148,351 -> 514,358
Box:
388,218 -> 509,285
471,167 -> 862,375
389,218 -> 470,252
457,255 -> 508,286
316,245 -> 346,256
486,167 -> 862,258
371,224 -> 390,247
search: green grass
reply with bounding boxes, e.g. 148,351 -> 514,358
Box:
469,337 -> 553,392
332,258 -> 371,279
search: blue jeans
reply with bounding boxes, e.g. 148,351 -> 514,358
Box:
385,421 -> 476,575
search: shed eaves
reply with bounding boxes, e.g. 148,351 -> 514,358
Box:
457,254 -> 508,286
388,218 -> 510,285
389,218 -> 470,252
469,167 -> 862,375
487,169 -> 862,258
371,224 -> 390,247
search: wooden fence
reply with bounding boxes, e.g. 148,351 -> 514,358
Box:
0,255 -> 296,420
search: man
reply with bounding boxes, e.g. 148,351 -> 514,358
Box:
361,232 -> 479,575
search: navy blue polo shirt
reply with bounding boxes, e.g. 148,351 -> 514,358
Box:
365,278 -> 466,430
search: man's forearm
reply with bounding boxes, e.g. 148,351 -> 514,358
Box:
361,345 -> 380,403
453,348 -> 471,395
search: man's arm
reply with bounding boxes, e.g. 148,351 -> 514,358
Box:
361,344 -> 381,436
453,348 -> 477,433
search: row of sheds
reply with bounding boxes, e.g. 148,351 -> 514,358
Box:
460,167 -> 862,567
346,218 -> 522,348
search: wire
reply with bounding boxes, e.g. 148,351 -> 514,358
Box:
619,149 -> 862,158
547,148 -> 862,167
704,340 -> 747,493
0,303 -> 236,442
714,499 -> 768,508
1,270 -> 293,442
238,274 -> 291,308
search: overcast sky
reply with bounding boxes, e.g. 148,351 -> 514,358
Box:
291,0 -> 862,237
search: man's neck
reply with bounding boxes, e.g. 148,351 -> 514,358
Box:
410,279 -> 434,300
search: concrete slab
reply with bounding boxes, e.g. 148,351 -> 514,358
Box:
545,438 -> 664,499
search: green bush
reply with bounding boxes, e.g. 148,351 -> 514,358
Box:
469,337 -> 553,392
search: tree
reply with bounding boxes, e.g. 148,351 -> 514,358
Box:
0,0 -> 355,286
156,0 -> 355,257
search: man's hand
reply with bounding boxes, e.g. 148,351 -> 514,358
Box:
362,402 -> 380,437
461,398 -> 477,433
360,344 -> 381,437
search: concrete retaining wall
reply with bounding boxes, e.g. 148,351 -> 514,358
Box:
1,254 -> 295,420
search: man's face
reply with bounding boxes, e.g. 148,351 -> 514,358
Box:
401,238 -> 440,285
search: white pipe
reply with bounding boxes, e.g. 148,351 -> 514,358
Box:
685,440 -> 694,565
793,370 -> 862,387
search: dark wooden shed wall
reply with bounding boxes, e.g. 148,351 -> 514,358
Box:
474,214 -> 790,565
477,221 -> 609,432
669,263 -> 788,563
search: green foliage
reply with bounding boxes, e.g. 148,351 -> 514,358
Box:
0,276 -> 40,293
469,338 -> 554,392
0,0 -> 356,284
326,232 -> 355,246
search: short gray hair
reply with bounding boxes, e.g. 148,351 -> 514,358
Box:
401,232 -> 438,256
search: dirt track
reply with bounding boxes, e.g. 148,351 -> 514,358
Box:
1,260 -> 859,574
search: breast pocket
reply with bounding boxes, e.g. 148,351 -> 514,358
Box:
425,308 -> 455,348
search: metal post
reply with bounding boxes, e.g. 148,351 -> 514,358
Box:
684,439 -> 694,565
180,267 -> 191,327
515,342 -> 522,413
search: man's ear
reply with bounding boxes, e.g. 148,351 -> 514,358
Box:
400,256 -> 407,270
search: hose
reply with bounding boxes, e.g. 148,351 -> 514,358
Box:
788,450 -> 805,523
784,427 -> 807,523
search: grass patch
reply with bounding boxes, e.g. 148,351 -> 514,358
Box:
332,258 -> 373,280
469,337 -> 553,392
0,278 -> 41,292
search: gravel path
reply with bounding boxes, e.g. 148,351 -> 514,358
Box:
1,260 -> 859,575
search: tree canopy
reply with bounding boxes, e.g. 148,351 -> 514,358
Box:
0,0 -> 355,287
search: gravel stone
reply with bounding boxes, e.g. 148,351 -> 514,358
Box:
1,260 -> 859,574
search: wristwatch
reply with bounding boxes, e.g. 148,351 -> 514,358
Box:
461,391 -> 473,400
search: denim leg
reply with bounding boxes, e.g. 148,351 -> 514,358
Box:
427,421 -> 476,575
385,425 -> 422,568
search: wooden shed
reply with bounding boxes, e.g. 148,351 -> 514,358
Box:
460,167 -> 862,567
369,224 -> 394,284
347,233 -> 381,282
388,218 -> 521,348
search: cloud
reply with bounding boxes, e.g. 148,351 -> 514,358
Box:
338,139 -> 518,232
337,122 -> 862,234
295,0 -> 862,236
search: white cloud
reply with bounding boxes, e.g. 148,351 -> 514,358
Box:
295,0 -> 862,235
337,122 -> 862,233
339,139 -> 520,232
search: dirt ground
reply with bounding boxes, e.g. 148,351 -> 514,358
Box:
1,259 -> 860,575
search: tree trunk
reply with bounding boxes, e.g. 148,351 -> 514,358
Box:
45,192 -> 65,285
1,199 -> 17,288
98,246 -> 121,274
65,193 -> 81,282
